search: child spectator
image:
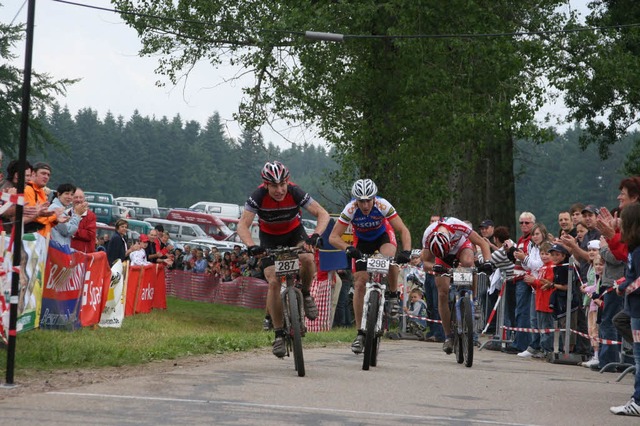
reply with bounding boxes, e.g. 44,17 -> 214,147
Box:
524,241 -> 555,356
130,234 -> 151,266
581,251 -> 604,368
609,202 -> 640,417
547,243 -> 578,352
403,288 -> 428,338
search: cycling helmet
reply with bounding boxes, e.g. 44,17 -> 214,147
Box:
261,161 -> 290,184
351,178 -> 378,200
427,231 -> 450,259
410,249 -> 422,258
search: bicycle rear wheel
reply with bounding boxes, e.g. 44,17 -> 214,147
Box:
287,286 -> 305,377
460,295 -> 474,367
362,291 -> 380,371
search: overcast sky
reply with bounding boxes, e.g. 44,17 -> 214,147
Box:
2,0 -> 590,147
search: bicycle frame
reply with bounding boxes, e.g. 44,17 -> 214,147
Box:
268,246 -> 308,377
357,253 -> 395,370
445,266 -> 477,367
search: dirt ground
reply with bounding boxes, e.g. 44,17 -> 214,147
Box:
0,349 -> 269,401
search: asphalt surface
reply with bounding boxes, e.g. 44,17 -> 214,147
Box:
0,339 -> 636,425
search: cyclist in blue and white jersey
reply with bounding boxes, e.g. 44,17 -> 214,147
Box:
329,178 -> 412,354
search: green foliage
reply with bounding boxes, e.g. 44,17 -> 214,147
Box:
30,105 -> 341,209
558,1 -> 640,161
514,126 -> 636,235
0,11 -> 77,156
110,0 -> 574,240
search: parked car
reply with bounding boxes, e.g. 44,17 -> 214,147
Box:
85,192 -> 115,205
188,237 -> 245,253
114,196 -> 158,209
143,217 -> 209,243
126,219 -> 153,237
188,201 -> 243,220
218,217 -> 261,244
166,209 -> 233,241
89,203 -> 130,226
157,207 -> 170,219
128,205 -> 160,220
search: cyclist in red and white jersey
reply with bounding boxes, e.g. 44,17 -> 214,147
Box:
421,217 -> 492,354
237,161 -> 329,358
329,178 -> 412,354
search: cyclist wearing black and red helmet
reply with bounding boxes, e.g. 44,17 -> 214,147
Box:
421,217 -> 492,354
237,160 -> 329,358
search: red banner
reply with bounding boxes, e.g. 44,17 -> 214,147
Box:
125,264 -> 166,316
41,243 -> 111,329
79,251 -> 112,327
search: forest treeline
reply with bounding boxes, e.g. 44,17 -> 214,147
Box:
26,105 -> 634,239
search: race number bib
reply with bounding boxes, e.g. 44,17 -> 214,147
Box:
275,257 -> 300,276
452,269 -> 474,287
366,257 -> 390,273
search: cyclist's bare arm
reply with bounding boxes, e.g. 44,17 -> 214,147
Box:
388,215 -> 412,251
329,220 -> 350,251
304,199 -> 330,236
238,209 -> 257,247
468,231 -> 491,264
421,249 -> 436,272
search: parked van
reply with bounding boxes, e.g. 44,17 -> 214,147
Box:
85,192 -> 115,205
89,203 -> 130,226
189,201 -> 243,220
143,217 -> 209,243
166,209 -> 233,240
115,197 -> 159,209
128,205 -> 160,220
126,219 -> 153,237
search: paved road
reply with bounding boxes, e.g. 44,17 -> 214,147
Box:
0,340 -> 635,425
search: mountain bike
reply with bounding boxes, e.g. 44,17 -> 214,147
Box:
267,246 -> 308,377
436,266 -> 477,368
356,253 -> 396,371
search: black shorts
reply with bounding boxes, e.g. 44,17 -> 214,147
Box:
354,232 -> 391,272
258,224 -> 308,268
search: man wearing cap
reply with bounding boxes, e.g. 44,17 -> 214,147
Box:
479,219 -> 498,252
24,162 -> 68,237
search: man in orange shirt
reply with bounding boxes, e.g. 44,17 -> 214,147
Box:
23,162 -> 68,237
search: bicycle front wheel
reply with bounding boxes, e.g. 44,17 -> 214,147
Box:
460,296 -> 474,367
287,286 -> 305,377
362,291 -> 380,371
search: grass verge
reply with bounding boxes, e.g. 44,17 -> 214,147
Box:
1,297 -> 355,374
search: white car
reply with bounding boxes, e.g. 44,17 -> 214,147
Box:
188,237 -> 246,253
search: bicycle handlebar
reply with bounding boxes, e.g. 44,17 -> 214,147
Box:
263,246 -> 311,256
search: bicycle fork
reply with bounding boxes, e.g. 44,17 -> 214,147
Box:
362,281 -> 386,335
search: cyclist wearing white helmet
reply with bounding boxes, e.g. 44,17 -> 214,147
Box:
238,160 -> 330,358
421,217 -> 493,354
329,178 -> 412,354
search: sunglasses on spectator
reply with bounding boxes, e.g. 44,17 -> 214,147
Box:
519,221 -> 532,224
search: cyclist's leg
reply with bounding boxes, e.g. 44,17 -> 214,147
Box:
352,270 -> 368,330
298,251 -> 315,291
436,274 -> 452,336
379,242 -> 398,292
263,264 -> 284,329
